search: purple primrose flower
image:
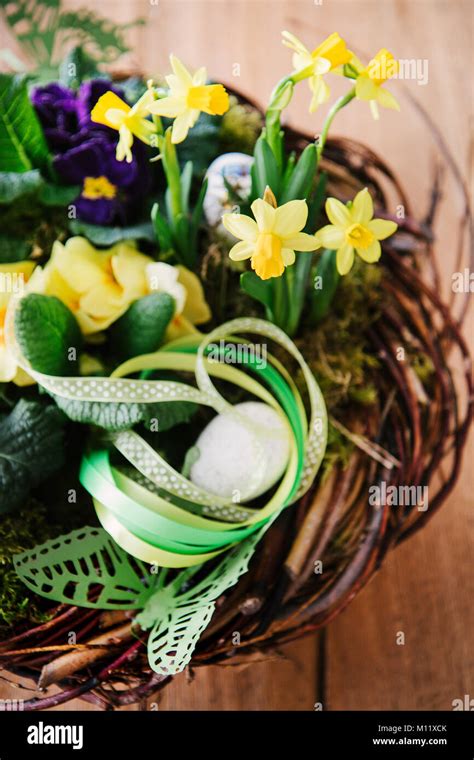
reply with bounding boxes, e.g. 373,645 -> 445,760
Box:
31,80 -> 150,225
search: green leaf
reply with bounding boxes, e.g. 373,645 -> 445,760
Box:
13,526 -> 154,608
52,397 -> 145,431
251,136 -> 281,199
109,293 -> 175,362
59,45 -> 101,89
140,400 -> 197,432
240,271 -> 273,313
280,143 -> 317,204
52,396 -> 197,433
0,399 -> 65,515
0,170 -> 43,202
180,160 -> 193,214
14,294 -> 82,376
310,249 -> 341,323
0,234 -> 31,262
68,219 -> 155,245
1,2 -> 144,70
151,203 -> 173,251
0,74 -> 50,172
39,182 -> 80,206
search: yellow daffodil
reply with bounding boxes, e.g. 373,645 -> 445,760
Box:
91,89 -> 156,162
354,49 -> 400,119
314,188 -> 398,275
0,261 -> 36,385
32,237 -> 153,334
146,262 -> 211,339
148,55 -> 229,144
282,31 -> 352,112
222,189 -> 318,281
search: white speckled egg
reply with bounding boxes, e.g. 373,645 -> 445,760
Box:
203,152 -> 254,229
189,401 -> 291,503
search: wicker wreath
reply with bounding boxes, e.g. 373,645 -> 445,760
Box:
0,89 -> 472,710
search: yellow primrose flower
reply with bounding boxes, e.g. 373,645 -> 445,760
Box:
222,189 -> 318,281
148,55 -> 230,144
354,49 -> 400,119
0,261 -> 36,385
32,237 -> 153,334
91,89 -> 156,162
282,31 -> 352,112
314,188 -> 398,275
146,262 -> 211,340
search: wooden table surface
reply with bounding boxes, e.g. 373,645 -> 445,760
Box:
0,0 -> 472,710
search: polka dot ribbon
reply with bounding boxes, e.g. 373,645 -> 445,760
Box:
7,305 -> 327,568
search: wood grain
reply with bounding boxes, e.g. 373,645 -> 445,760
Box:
0,0 -> 472,710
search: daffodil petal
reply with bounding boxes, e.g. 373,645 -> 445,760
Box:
281,248 -> 296,266
117,125 -> 133,163
229,241 -> 254,261
355,74 -> 379,101
221,213 -> 258,241
283,232 -> 319,251
357,239 -> 381,263
377,87 -> 400,111
251,199 -> 276,232
326,197 -> 351,227
312,56 -> 332,76
369,100 -> 380,120
193,66 -> 207,86
336,244 -> 355,275
170,55 -> 193,87
352,188 -> 374,224
282,30 -> 310,57
309,75 -> 330,112
171,111 -> 195,143
91,91 -> 129,129
368,219 -> 398,240
148,95 -> 186,118
314,225 -> 345,249
274,199 -> 308,236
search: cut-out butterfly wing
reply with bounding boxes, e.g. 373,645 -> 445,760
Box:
143,525 -> 268,675
13,526 -> 154,609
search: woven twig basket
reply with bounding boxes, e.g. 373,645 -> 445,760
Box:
0,90 -> 472,710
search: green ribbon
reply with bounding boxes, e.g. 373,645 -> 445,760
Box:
7,307 -> 327,568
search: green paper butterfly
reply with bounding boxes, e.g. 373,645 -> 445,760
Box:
14,524 -> 267,675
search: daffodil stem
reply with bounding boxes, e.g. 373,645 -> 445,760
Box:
316,88 -> 355,165
159,130 -> 182,219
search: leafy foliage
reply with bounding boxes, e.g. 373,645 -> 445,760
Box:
0,74 -> 50,172
0,234 -> 31,262
14,294 -> 82,376
1,0 -> 144,70
109,293 -> 175,362
68,219 -> 155,245
0,399 -> 66,514
0,170 -> 43,203
52,396 -> 197,434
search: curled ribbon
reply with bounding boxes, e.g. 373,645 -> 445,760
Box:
7,300 -> 327,567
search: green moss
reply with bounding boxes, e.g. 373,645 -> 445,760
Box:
0,501 -> 62,636
220,97 -> 263,155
